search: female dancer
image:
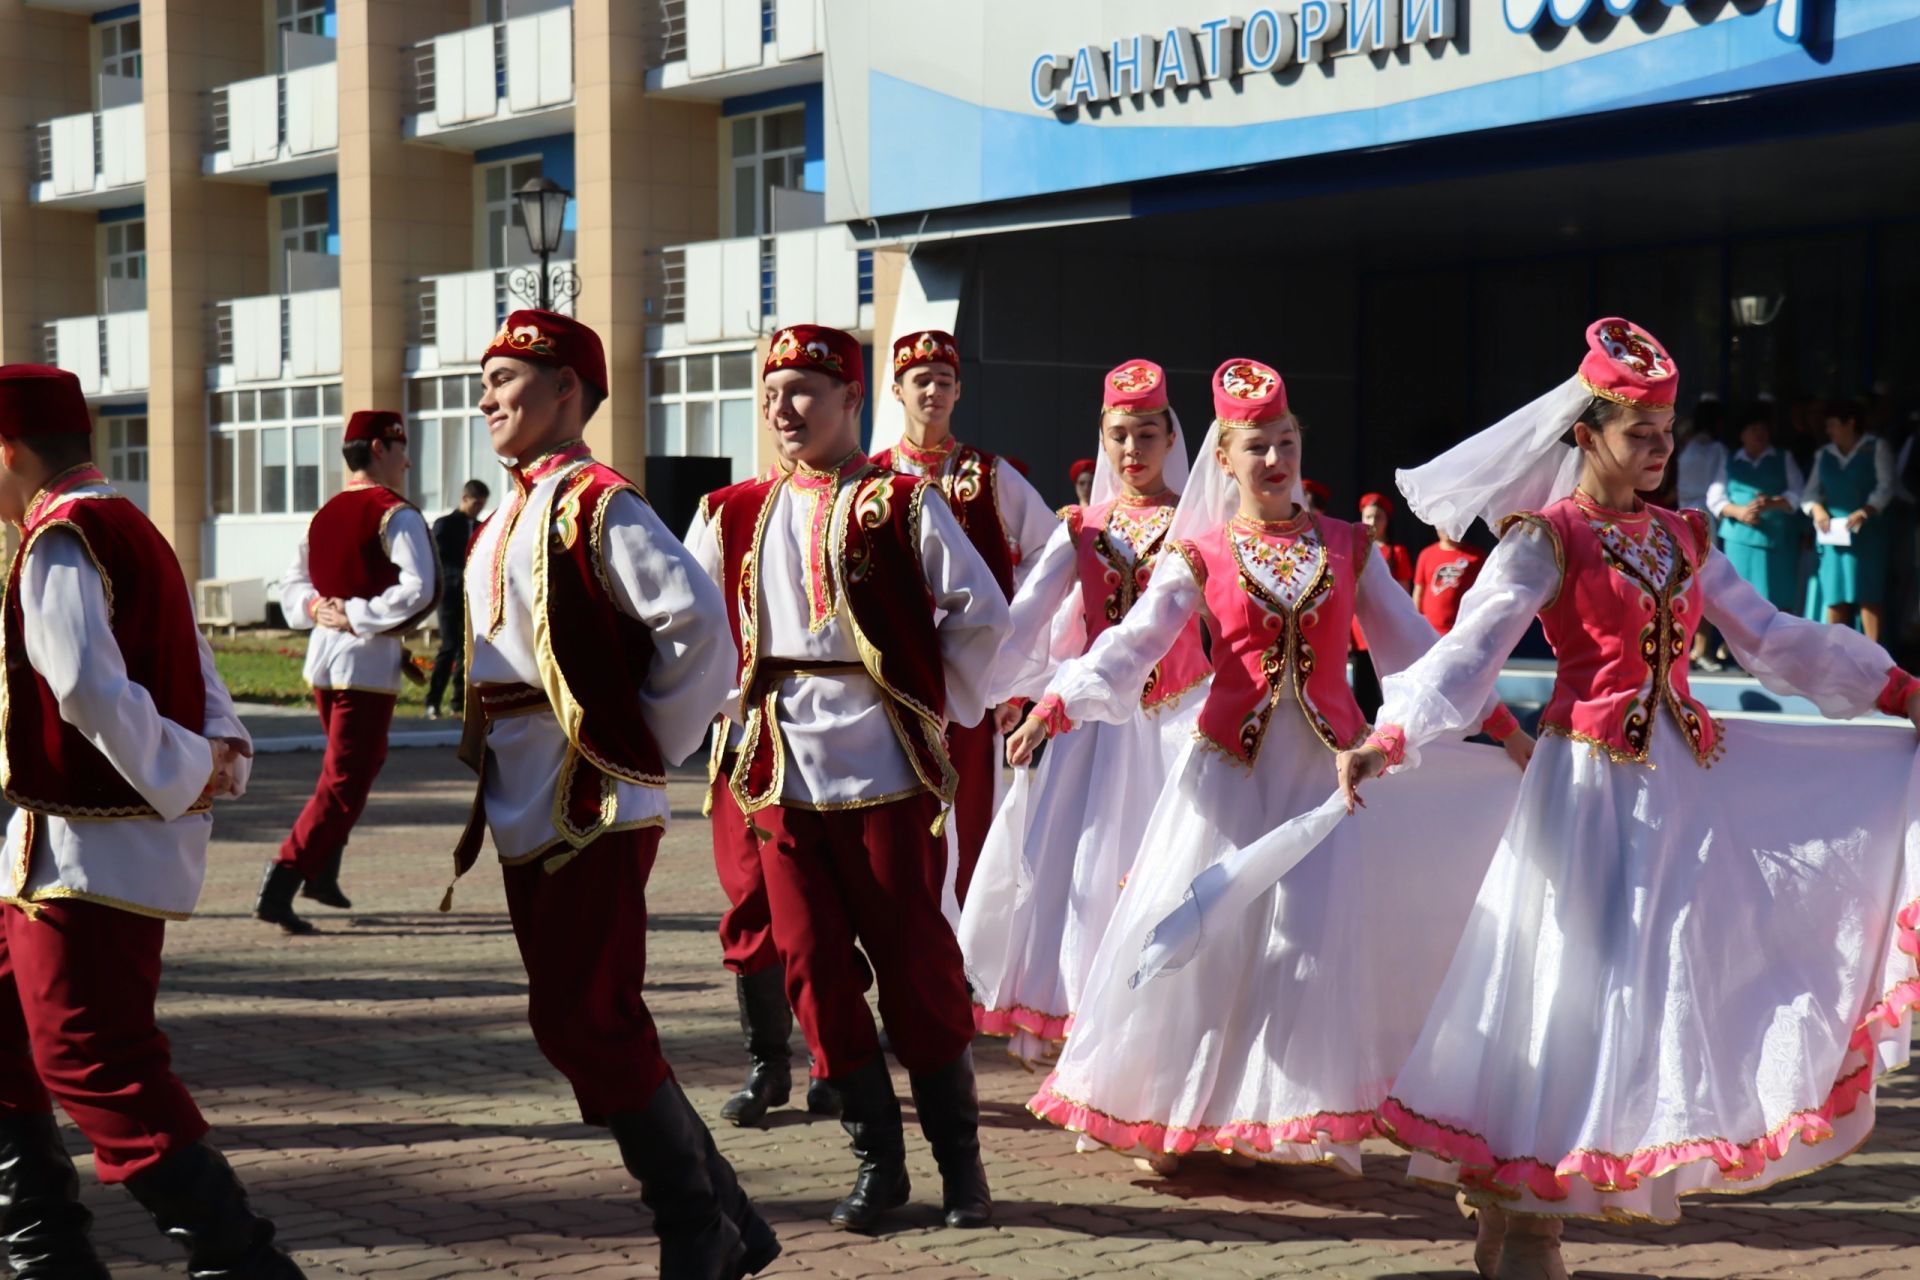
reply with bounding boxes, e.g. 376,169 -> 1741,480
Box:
1009,358 -> 1529,1174
1339,318 -> 1920,1279
961,359 -> 1210,1070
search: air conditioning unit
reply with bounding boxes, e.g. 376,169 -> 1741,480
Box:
196,577 -> 268,628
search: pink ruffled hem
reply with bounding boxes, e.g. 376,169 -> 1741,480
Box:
1379,895 -> 1920,1203
1028,1073 -> 1378,1158
972,1003 -> 1072,1043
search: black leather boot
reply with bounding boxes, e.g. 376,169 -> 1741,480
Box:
123,1141 -> 304,1278
719,969 -> 791,1127
909,1050 -> 992,1228
252,864 -> 315,936
805,1060 -> 842,1118
298,850 -> 350,910
0,1113 -> 109,1278
612,1076 -> 779,1278
826,1055 -> 909,1233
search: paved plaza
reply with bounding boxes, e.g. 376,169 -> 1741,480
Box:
69,747 -> 1920,1279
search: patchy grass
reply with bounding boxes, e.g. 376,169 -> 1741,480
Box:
208,629 -> 439,717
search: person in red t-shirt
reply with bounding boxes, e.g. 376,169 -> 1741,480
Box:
1411,534 -> 1488,633
1350,492 -> 1413,717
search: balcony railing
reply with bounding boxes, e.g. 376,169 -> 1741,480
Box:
408,6 -> 571,131
42,311 -> 149,397
655,228 -> 863,342
206,53 -> 337,173
211,287 -> 342,382
28,103 -> 144,201
413,262 -> 576,366
648,247 -> 686,324
654,0 -> 819,79
648,0 -> 687,67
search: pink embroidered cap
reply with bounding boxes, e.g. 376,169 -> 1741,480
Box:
1212,357 -> 1288,428
1578,317 -> 1678,410
1102,358 -> 1169,414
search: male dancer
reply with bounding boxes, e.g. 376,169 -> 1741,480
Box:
448,310 -> 776,1279
0,364 -> 303,1277
688,325 -> 1010,1232
259,410 -> 437,933
425,479 -> 490,718
872,331 -> 1056,906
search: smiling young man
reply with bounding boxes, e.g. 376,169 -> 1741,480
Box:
260,410 -> 437,934
686,324 -> 1011,1234
448,310 -> 775,1279
871,331 -> 1057,908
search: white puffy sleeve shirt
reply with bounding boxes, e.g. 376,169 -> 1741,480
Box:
280,505 -> 437,694
4,523 -> 252,919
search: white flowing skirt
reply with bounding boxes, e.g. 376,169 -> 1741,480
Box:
1029,708 -> 1522,1171
1382,716 -> 1920,1222
960,682 -> 1207,1065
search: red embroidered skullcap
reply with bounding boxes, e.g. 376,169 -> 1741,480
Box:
1302,478 -> 1330,503
1358,491 -> 1394,517
1068,458 -> 1097,483
765,324 -> 865,391
344,410 -> 406,444
892,329 -> 960,379
1578,317 -> 1678,410
483,309 -> 608,397
1212,358 -> 1288,428
0,365 -> 89,438
1103,358 -> 1168,414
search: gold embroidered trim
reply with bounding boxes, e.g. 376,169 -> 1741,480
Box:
1495,512 -> 1566,611
4,885 -> 191,922
1577,374 -> 1676,413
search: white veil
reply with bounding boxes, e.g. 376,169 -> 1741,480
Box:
1088,407 -> 1191,507
1394,375 -> 1593,540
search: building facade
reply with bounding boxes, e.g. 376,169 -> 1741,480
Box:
830,0 -> 1920,510
4,0 -> 869,596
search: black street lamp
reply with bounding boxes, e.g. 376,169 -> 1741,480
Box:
509,176 -> 580,311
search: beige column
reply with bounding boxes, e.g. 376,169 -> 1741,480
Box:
335,0 -> 470,419
0,10 -> 98,365
144,0 -> 269,582
572,0 -> 718,482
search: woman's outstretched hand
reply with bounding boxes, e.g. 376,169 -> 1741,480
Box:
1334,745 -> 1388,814
1502,728 -> 1536,770
1006,717 -> 1048,767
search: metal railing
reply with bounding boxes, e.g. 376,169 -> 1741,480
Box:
208,86 -> 230,153
649,0 -> 687,67
857,250 -> 875,306
648,247 -> 687,323
210,302 -> 235,365
408,22 -> 512,117
29,122 -> 51,183
412,281 -> 437,348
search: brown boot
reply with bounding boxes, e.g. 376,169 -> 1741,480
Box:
1455,1193 -> 1506,1279
1495,1213 -> 1567,1280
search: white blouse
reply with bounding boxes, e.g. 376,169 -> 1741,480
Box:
280,504 -> 437,694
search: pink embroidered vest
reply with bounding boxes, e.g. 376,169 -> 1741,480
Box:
1066,497 -> 1208,711
1503,496 -> 1720,766
1176,514 -> 1372,763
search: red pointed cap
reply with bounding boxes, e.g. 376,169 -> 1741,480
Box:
344,410 -> 406,444
484,309 -> 608,397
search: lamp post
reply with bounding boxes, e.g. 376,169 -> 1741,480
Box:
509,176 -> 580,311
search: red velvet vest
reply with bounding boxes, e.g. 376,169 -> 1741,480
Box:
307,484 -> 439,630
711,458 -> 955,819
1065,497 -> 1209,711
1505,497 -> 1720,766
874,441 -> 1016,598
1175,515 -> 1373,764
2,466 -> 208,820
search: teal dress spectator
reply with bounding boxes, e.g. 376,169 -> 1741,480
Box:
1707,410 -> 1806,613
1803,400 -> 1896,641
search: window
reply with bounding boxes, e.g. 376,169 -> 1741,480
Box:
729,107 -> 806,237
277,0 -> 328,40
208,382 -> 342,516
647,351 -> 757,483
276,190 -> 330,291
105,416 -> 147,484
99,16 -> 141,80
104,220 -> 145,282
406,374 -> 495,517
481,156 -> 543,269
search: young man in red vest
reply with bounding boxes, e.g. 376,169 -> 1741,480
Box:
449,310 -> 776,1278
686,325 -> 1011,1233
872,331 -> 1057,907
258,410 -> 437,933
0,365 -> 305,1277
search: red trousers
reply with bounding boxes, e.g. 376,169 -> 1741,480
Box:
0,901 -> 206,1184
759,792 -> 973,1078
946,718 -> 999,907
709,777 -> 779,976
503,826 -> 672,1124
278,688 -> 396,877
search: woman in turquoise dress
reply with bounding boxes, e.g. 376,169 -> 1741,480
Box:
1707,403 -> 1806,613
1804,398 -> 1897,641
